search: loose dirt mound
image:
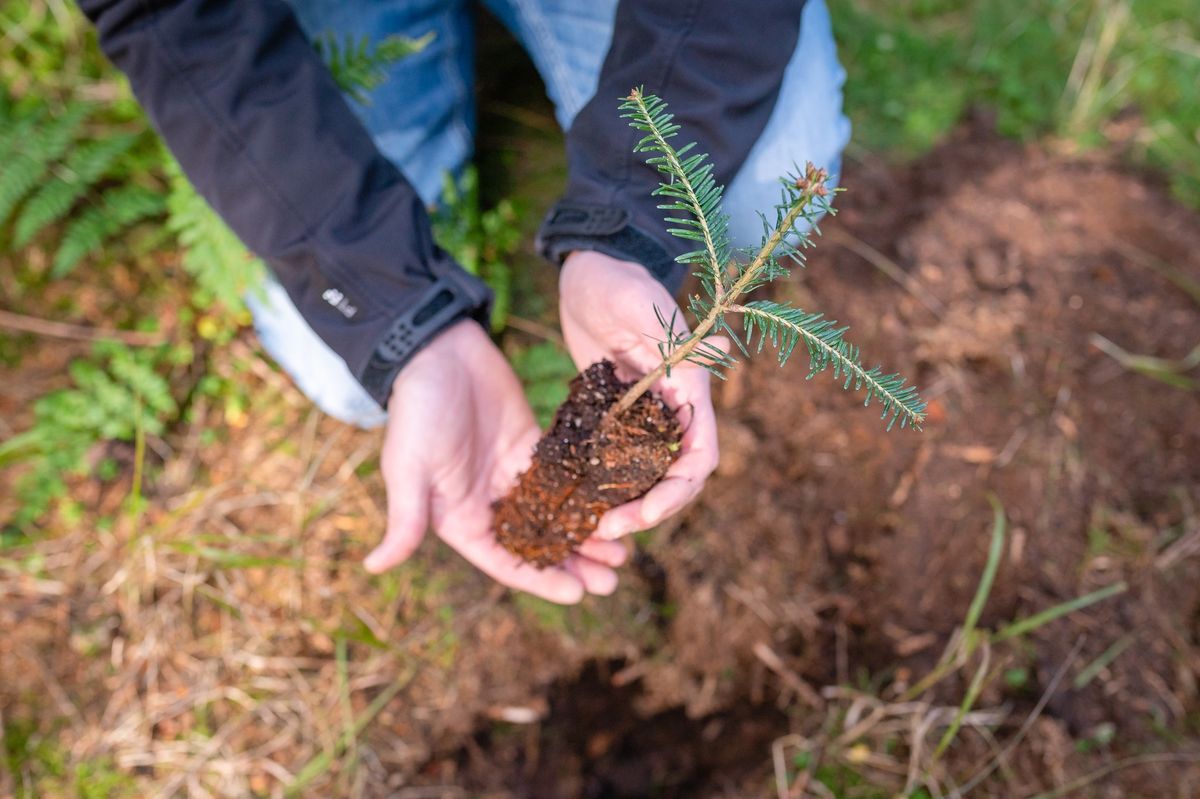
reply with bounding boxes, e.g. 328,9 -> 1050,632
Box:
3,128 -> 1199,797
447,129 -> 1200,795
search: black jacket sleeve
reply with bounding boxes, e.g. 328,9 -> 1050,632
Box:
537,0 -> 807,293
76,0 -> 492,407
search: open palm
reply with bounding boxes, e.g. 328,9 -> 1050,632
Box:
364,320 -> 626,602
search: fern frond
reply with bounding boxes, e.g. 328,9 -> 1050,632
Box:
315,31 -> 434,104
737,299 -> 926,430
11,133 -> 137,248
12,174 -> 86,247
0,101 -> 92,223
53,184 -> 165,277
165,159 -> 262,309
432,167 -> 518,331
620,88 -> 732,298
6,337 -> 180,525
0,112 -> 36,167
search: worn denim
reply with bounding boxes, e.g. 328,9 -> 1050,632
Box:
249,0 -> 851,428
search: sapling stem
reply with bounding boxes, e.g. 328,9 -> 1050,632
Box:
608,186 -> 817,417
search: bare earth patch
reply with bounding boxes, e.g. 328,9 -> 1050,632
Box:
3,127 -> 1200,797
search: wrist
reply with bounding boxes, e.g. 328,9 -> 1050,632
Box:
561,250 -> 659,292
388,318 -> 487,410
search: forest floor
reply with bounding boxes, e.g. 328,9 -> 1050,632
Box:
5,17 -> 1200,799
4,118 -> 1200,798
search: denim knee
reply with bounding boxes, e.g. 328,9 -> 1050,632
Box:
723,0 -> 851,250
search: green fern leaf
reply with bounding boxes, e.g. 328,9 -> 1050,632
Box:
165,159 -> 262,309
66,132 -> 140,182
13,131 -> 140,247
738,299 -> 927,430
0,144 -> 51,224
52,184 -> 165,277
315,31 -> 434,104
0,101 -> 92,223
12,176 -> 86,247
6,342 -> 178,526
53,209 -> 108,277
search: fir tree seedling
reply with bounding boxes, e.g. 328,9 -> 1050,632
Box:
495,90 -> 926,568
611,88 -> 926,430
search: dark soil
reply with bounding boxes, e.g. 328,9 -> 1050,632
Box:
457,660 -> 789,798
495,360 -> 681,567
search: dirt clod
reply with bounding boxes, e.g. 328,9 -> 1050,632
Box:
494,360 -> 681,566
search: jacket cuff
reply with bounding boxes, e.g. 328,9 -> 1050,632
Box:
358,268 -> 493,407
536,201 -> 687,294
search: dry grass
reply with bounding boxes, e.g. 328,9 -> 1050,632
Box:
0,339 -> 579,797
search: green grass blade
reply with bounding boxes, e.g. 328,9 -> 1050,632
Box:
1072,634 -> 1135,690
933,643 -> 991,761
995,582 -> 1127,643
962,495 -> 1007,641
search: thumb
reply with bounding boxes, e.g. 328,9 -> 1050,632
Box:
364,472 -> 430,574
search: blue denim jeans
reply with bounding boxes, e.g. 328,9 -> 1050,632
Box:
249,0 -> 851,429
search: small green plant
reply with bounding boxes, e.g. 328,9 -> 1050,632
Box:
511,341 -> 576,427
0,341 -> 176,531
612,89 -> 926,430
432,166 -> 520,332
493,91 -> 926,566
0,92 -> 164,276
164,156 -> 264,315
314,30 -> 434,105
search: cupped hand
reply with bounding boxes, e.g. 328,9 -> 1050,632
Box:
364,319 -> 627,603
559,250 -> 721,541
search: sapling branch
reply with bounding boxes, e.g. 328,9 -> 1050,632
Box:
621,89 -> 728,302
609,180 -> 817,417
608,89 -> 927,431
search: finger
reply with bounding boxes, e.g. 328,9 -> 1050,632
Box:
564,556 -> 619,596
365,475 -> 430,574
640,473 -> 704,525
442,518 -> 586,604
578,537 -> 629,567
599,361 -> 720,536
593,499 -> 647,541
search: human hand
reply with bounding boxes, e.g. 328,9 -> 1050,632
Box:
559,250 -> 721,540
363,319 -> 627,602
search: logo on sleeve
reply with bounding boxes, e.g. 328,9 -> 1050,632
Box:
322,287 -> 358,318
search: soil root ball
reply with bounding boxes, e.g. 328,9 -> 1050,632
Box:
494,360 -> 681,567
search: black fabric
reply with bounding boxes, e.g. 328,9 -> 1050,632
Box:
76,0 -> 802,410
539,0 -> 807,289
536,201 -> 679,287
76,0 -> 491,407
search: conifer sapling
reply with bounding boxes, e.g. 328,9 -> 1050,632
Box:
494,89 -> 926,567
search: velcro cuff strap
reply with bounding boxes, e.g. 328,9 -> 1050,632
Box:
358,270 -> 492,407
536,201 -> 684,290
539,201 -> 630,237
